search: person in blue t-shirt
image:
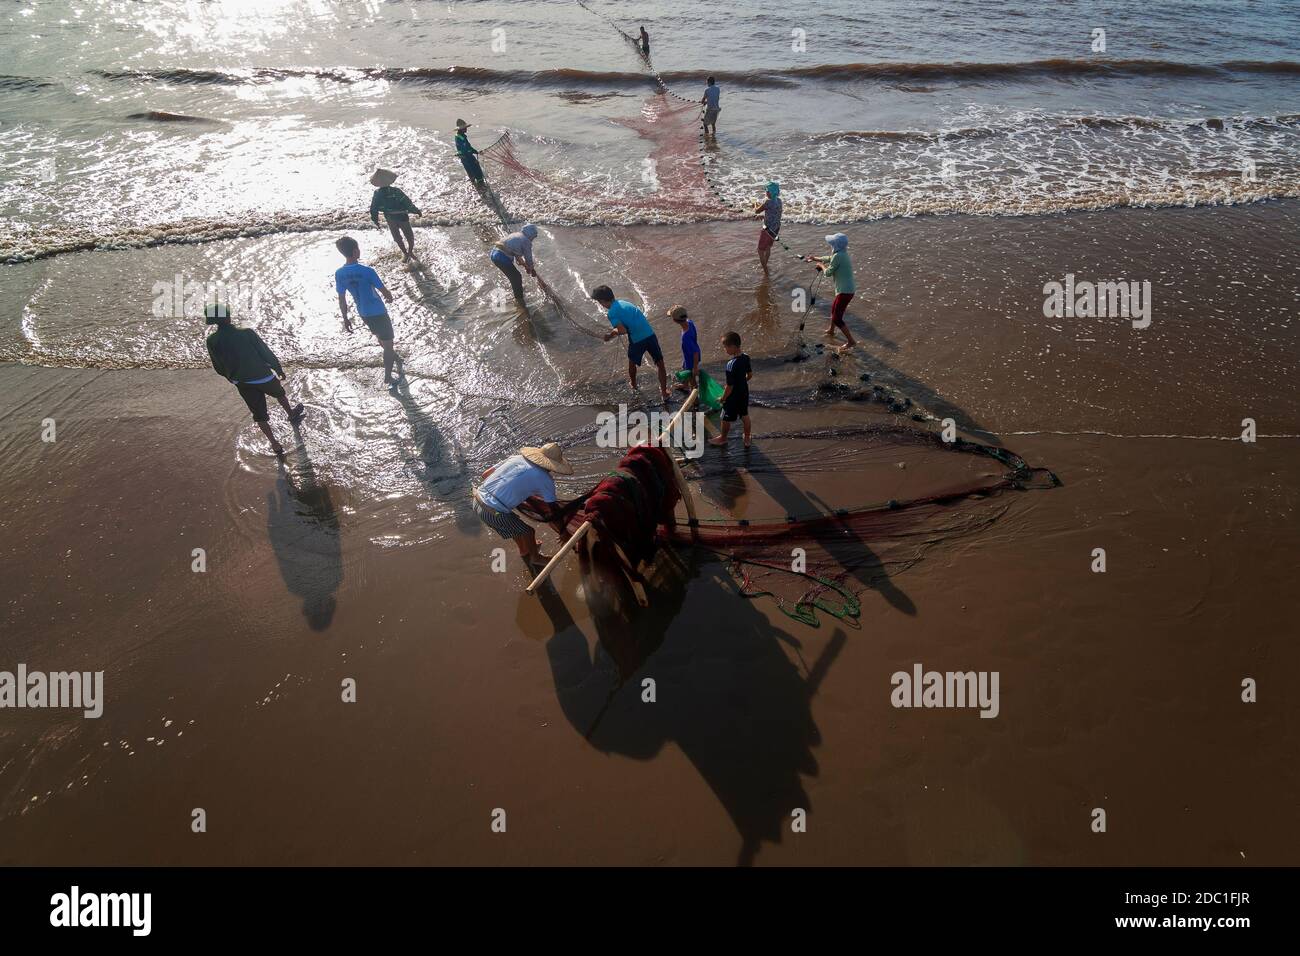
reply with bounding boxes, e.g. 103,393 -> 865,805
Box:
334,236 -> 406,389
591,285 -> 671,405
666,304 -> 701,393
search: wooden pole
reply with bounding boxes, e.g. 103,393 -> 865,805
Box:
526,520 -> 591,593
655,389 -> 698,446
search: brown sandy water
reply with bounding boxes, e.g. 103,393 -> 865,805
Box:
0,201 -> 1297,866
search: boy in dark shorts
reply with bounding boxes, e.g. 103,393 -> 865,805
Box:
709,331 -> 752,448
334,236 -> 406,389
591,285 -> 671,405
204,302 -> 304,456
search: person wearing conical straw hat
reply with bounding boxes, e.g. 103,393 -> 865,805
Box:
454,119 -> 485,187
474,442 -> 574,567
368,167 -> 422,261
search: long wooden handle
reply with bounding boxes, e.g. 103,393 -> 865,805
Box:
655,389 -> 698,446
526,520 -> 592,593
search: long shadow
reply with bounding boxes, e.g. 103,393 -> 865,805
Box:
706,443 -> 916,616
537,544 -> 845,865
267,439 -> 343,631
391,380 -> 479,535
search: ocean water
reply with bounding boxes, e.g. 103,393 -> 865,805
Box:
1,0 -> 1299,261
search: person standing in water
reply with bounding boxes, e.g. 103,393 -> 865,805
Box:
810,233 -> 858,352
667,305 -> 701,394
454,119 -> 485,187
491,224 -> 540,306
474,442 -> 573,568
754,181 -> 783,272
205,301 -> 305,456
701,76 -> 721,137
591,286 -> 672,405
639,26 -> 650,56
368,168 -> 422,262
334,236 -> 407,389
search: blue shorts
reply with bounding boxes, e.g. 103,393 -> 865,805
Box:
627,334 -> 663,366
360,312 -> 394,341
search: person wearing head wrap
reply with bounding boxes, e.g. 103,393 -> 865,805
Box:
204,301 -> 305,456
454,119 -> 485,186
810,233 -> 858,351
754,181 -> 783,271
491,223 -> 541,305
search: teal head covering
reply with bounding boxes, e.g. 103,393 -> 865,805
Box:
765,181 -> 779,197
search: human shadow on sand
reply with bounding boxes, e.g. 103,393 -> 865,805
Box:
267,441 -> 343,631
391,380 -> 480,535
531,544 -> 845,866
695,444 -> 916,616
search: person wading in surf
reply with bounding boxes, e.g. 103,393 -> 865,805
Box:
473,442 -> 573,568
701,76 -> 721,137
491,224 -> 541,306
809,232 -> 858,352
639,26 -> 650,56
754,181 -> 783,272
335,236 -> 407,389
454,118 -> 486,187
592,285 -> 672,405
368,168 -> 421,261
204,302 -> 305,456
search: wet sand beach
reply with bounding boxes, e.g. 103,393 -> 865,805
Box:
2,201 -> 1297,866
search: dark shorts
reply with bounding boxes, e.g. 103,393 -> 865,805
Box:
473,495 -> 531,538
628,334 -> 663,366
703,107 -> 720,127
385,212 -> 411,228
722,394 -> 749,422
758,227 -> 776,251
235,377 -> 285,423
460,154 -> 484,183
360,312 -> 394,341
831,292 -> 854,327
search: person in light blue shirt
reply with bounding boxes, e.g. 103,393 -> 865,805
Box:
335,235 -> 405,389
473,442 -> 573,568
590,285 -> 670,404
700,76 -> 721,137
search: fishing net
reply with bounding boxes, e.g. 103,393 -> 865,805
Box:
521,426 -> 1059,627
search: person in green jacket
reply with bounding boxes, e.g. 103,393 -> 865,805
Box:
205,302 -> 305,456
369,168 -> 421,261
809,232 -> 858,352
454,119 -> 485,187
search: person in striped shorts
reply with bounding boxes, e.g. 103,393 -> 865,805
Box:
473,442 -> 573,567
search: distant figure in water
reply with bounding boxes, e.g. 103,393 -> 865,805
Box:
810,233 -> 858,352
639,26 -> 650,56
591,285 -> 672,405
368,167 -> 421,262
754,181 -> 783,272
205,301 -> 305,456
701,75 -> 721,137
334,236 -> 406,389
454,118 -> 485,187
474,443 -> 573,568
491,223 -> 541,305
